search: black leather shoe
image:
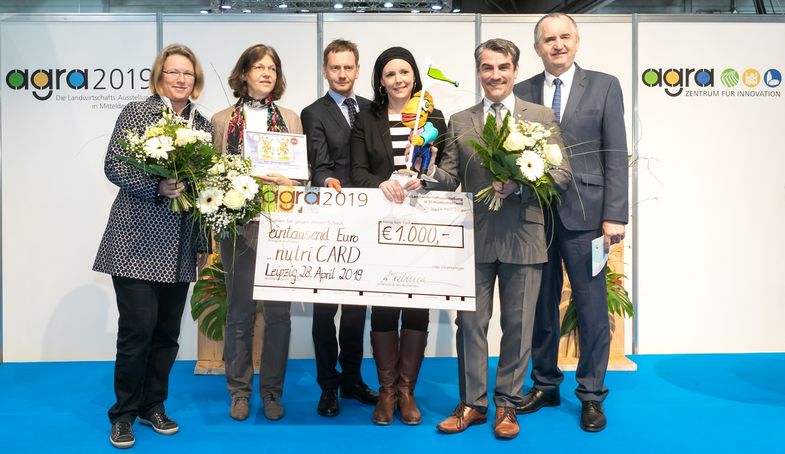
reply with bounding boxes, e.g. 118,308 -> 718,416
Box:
341,381 -> 379,405
317,389 -> 339,417
580,400 -> 607,432
515,388 -> 560,414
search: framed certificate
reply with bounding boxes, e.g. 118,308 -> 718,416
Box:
244,130 -> 309,181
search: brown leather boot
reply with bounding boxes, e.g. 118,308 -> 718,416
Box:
371,331 -> 399,425
397,329 -> 427,425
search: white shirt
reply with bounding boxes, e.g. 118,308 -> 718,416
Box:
482,93 -> 517,121
244,104 -> 268,132
543,64 -> 576,121
327,89 -> 359,127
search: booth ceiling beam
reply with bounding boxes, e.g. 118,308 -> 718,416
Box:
205,0 -> 455,13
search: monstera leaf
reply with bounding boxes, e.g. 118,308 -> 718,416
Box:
560,269 -> 634,336
190,253 -> 227,341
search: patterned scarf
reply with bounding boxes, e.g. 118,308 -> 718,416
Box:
226,95 -> 288,154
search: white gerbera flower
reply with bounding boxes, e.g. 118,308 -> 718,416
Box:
143,136 -> 174,160
223,190 -> 246,210
196,187 -> 224,214
544,143 -> 563,166
231,175 -> 260,200
517,150 -> 545,182
503,131 -> 527,151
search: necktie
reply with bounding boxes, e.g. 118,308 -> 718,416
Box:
552,78 -> 563,123
491,102 -> 504,128
344,98 -> 357,127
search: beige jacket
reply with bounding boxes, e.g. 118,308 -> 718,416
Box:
211,103 -> 303,154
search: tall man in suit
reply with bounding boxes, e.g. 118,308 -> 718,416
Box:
513,13 -> 629,432
301,39 -> 378,417
432,38 -> 571,439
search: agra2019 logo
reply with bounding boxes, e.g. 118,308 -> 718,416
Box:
5,66 -> 150,101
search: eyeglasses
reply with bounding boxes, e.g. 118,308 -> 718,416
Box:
162,70 -> 196,80
250,64 -> 276,74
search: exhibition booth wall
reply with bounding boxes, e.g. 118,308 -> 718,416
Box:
1,13 -> 782,362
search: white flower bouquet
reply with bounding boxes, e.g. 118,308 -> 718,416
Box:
118,108 -> 216,212
195,154 -> 263,240
470,113 -> 563,211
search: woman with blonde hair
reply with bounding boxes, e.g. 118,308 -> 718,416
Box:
94,43 -> 212,449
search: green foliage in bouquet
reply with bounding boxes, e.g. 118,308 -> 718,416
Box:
560,268 -> 634,336
470,113 -> 516,181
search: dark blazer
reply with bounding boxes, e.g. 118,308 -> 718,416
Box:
351,106 -> 447,189
93,95 -> 212,283
301,93 -> 371,187
514,64 -> 628,231
430,97 -> 571,265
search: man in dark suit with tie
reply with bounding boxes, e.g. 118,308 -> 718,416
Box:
433,38 -> 571,439
513,13 -> 629,432
301,39 -> 378,417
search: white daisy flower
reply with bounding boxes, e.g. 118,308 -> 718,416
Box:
143,136 -> 174,160
231,175 -> 260,200
196,187 -> 224,214
517,150 -> 545,182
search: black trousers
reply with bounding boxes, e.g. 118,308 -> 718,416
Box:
370,307 -> 429,332
311,303 -> 368,390
530,213 -> 610,402
108,276 -> 189,423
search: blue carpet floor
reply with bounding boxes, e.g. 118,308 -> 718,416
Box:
1,354 -> 784,453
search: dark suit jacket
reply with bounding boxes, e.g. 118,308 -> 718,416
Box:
430,98 -> 571,265
301,93 -> 371,187
514,64 -> 628,231
350,106 -> 447,189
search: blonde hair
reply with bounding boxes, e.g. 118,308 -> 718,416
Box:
149,44 -> 205,99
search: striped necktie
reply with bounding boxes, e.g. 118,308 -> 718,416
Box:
552,78 -> 563,123
491,102 -> 504,128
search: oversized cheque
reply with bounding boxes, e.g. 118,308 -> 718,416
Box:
253,186 -> 476,310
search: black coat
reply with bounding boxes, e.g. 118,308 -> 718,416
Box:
93,95 -> 212,283
350,106 -> 447,189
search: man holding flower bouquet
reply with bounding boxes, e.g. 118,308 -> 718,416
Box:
431,38 -> 571,439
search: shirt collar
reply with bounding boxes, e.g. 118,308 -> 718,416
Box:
544,63 -> 576,88
482,92 -> 516,114
327,89 -> 357,107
